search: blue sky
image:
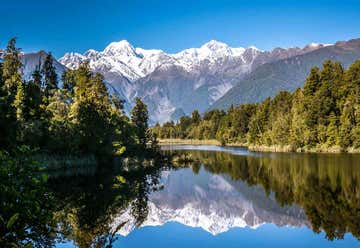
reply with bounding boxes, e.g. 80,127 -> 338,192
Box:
1,0 -> 360,58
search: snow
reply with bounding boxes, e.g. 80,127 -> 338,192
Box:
58,39 -> 329,123
59,39 -> 332,80
171,40 -> 257,71
59,39 -> 260,81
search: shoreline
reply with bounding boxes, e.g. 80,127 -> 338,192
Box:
159,139 -> 360,154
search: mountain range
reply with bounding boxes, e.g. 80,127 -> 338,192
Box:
17,38 -> 360,123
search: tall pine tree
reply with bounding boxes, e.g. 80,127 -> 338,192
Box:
131,97 -> 149,148
0,38 -> 23,149
3,38 -> 22,98
42,53 -> 58,97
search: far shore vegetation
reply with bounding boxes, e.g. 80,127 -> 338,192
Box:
153,60 -> 360,153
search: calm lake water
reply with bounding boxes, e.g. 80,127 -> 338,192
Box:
54,145 -> 360,248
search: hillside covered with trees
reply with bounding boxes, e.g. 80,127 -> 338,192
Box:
0,38 -> 156,159
153,60 -> 360,152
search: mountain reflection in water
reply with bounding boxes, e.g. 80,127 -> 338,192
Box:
114,146 -> 360,243
8,145 -> 358,247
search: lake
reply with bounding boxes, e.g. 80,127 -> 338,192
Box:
54,145 -> 360,247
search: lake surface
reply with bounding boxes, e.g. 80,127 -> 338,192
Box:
54,145 -> 360,247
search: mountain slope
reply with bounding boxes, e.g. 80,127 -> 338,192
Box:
211,38 -> 360,110
59,40 -> 263,119
128,42 -> 323,123
21,51 -> 66,81
59,40 -> 352,123
59,40 -> 326,123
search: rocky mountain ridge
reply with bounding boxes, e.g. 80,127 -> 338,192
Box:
59,40 -> 328,123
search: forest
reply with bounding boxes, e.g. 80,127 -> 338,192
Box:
0,38 -> 157,159
0,38 -> 163,247
153,60 -> 360,152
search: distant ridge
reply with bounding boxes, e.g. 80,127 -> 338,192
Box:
210,38 -> 360,110
18,38 -> 359,123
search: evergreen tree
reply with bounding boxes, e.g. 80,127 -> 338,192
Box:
13,82 -> 26,142
14,82 -> 25,122
191,110 -> 201,124
325,112 -> 338,146
46,89 -> 72,152
3,38 -> 22,98
178,116 -> 192,138
303,67 -> 321,96
0,61 -> 9,148
0,38 -> 22,149
131,97 -> 149,148
42,53 -> 58,97
61,69 -> 76,95
26,68 -> 43,119
69,63 -> 114,156
31,65 -> 42,89
290,89 -> 310,148
247,98 -> 271,144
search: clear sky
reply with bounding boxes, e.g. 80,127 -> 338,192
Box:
1,0 -> 360,58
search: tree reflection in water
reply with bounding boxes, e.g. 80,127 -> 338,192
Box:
48,160 -> 167,248
169,149 -> 360,241
1,148 -> 360,247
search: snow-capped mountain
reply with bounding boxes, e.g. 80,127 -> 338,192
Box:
59,40 -> 261,99
59,40 -> 260,81
112,168 -> 308,236
59,40 -> 329,123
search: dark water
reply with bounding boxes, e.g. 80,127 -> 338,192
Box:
46,146 -> 360,247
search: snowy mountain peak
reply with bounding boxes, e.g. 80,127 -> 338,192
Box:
201,40 -> 230,50
103,40 -> 136,57
59,39 -> 264,83
59,52 -> 87,69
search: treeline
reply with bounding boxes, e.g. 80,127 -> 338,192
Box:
153,60 -> 360,151
0,38 -> 155,158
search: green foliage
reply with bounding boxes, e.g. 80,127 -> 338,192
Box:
0,38 -> 162,247
131,97 -> 149,148
42,53 -> 58,97
3,38 -> 22,98
0,38 -> 22,150
0,146 -> 56,247
155,60 -> 360,150
47,157 -> 166,248
0,38 -> 154,158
